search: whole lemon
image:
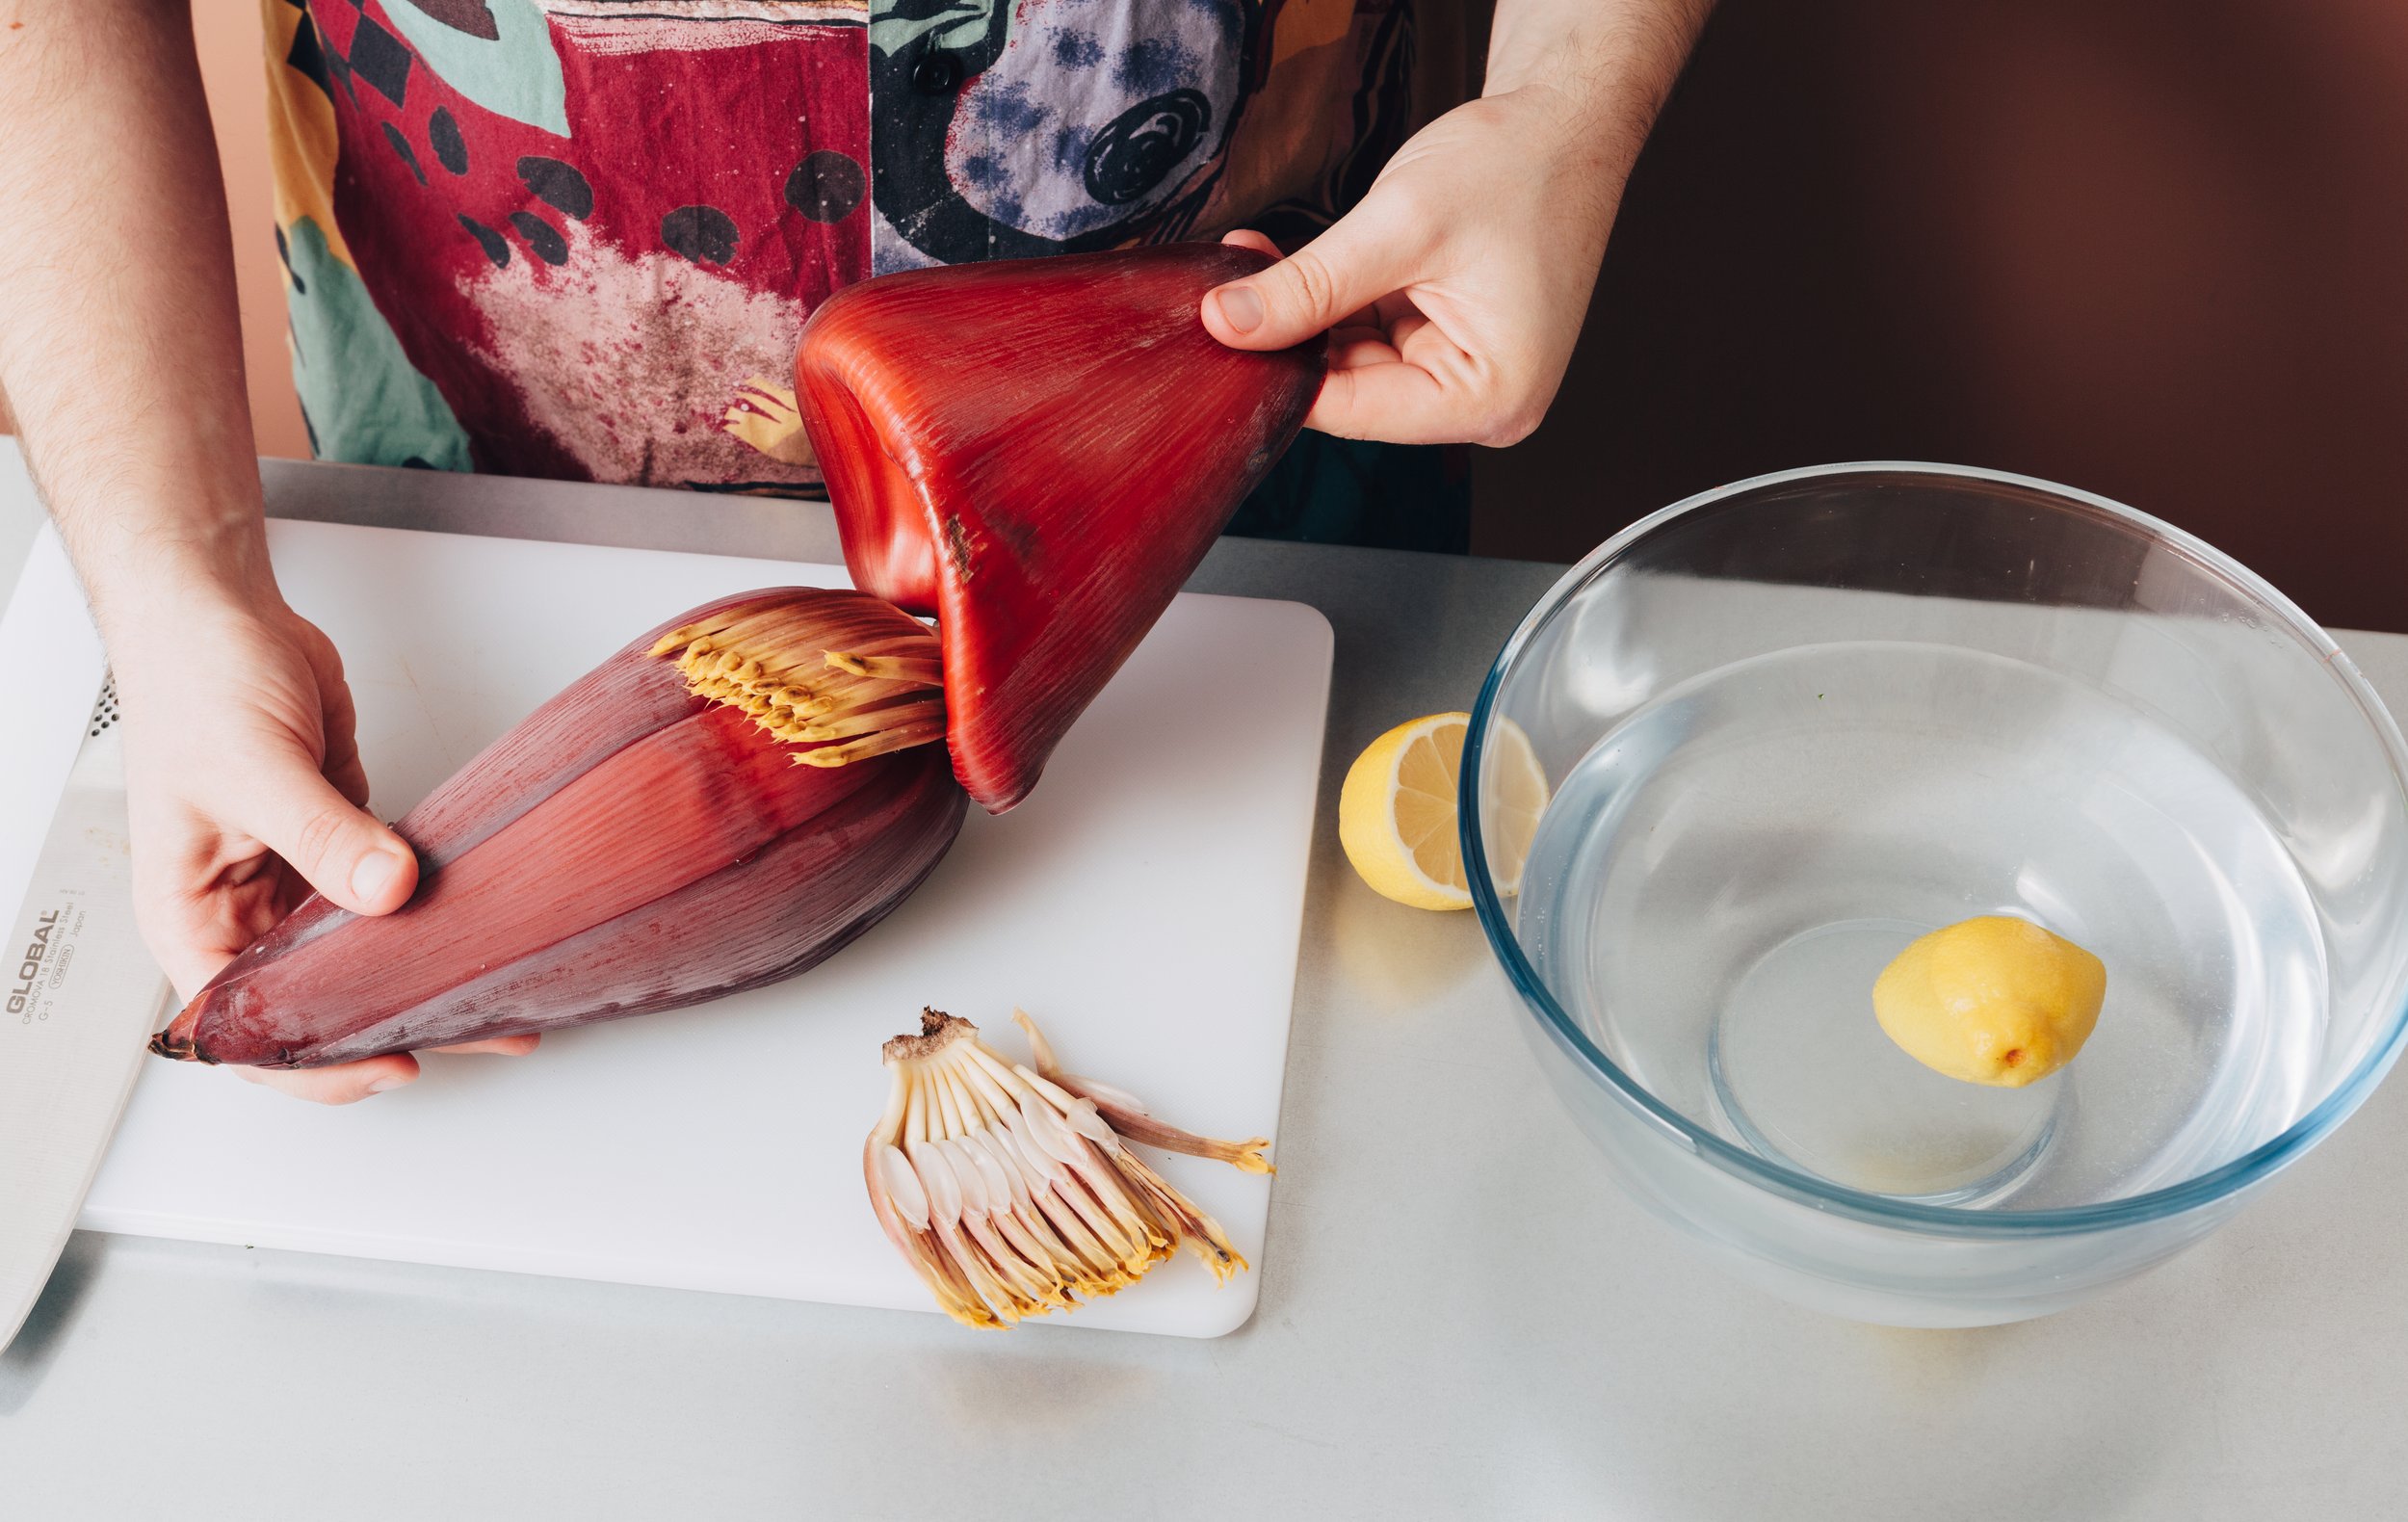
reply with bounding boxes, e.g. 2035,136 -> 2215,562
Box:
1872,916 -> 2107,1087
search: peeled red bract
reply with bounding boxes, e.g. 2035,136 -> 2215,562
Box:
796,243 -> 1325,812
151,589 -> 969,1068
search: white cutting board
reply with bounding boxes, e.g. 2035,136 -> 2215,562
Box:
1,520 -> 1330,1338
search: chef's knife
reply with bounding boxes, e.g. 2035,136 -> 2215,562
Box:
0,677 -> 170,1351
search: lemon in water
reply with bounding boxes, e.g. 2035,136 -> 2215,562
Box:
1872,915 -> 2107,1087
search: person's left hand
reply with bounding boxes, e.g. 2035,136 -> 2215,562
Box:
1199,79 -> 1650,448
113,582 -> 539,1104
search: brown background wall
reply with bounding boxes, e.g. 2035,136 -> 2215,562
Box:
10,3 -> 2408,630
1476,1 -> 2408,634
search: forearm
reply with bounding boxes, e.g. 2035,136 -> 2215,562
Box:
1485,0 -> 1714,158
0,0 -> 275,637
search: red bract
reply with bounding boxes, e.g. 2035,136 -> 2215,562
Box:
796,244 -> 1325,811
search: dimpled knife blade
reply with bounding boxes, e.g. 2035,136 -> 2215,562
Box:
0,678 -> 170,1351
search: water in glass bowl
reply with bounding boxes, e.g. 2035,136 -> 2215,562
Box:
1516,640 -> 2328,1209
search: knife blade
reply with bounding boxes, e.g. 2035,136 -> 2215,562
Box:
0,677 -> 170,1351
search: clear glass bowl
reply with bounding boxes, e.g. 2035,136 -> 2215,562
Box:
1464,463 -> 2408,1325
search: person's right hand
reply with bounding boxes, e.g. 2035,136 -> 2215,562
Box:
110,589 -> 538,1103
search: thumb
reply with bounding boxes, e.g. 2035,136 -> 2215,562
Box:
1202,209 -> 1425,352
228,751 -> 419,916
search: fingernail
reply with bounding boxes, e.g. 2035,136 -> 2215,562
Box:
367,1076 -> 405,1094
351,851 -> 403,904
1215,285 -> 1264,333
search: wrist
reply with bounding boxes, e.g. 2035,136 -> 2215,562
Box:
65,495 -> 282,644
88,542 -> 288,665
1482,0 -> 1711,139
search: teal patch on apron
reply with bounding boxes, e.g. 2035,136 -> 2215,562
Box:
284,217 -> 474,472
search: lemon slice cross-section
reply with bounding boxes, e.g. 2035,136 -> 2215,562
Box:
1339,713 -> 1548,911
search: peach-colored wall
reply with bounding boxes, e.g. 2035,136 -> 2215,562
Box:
197,0 -> 311,459
0,5 -> 304,458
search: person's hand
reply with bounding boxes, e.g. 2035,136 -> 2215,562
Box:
110,589 -> 538,1103
1201,84 -> 1626,448
1201,1 -> 1708,446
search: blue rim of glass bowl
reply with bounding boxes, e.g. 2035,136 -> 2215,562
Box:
1461,460 -> 2408,1236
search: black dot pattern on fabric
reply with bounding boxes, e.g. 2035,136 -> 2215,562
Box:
381,120 -> 427,186
346,18 -> 414,108
429,107 -> 468,175
783,150 -> 865,223
509,211 -> 569,266
660,205 -> 739,266
458,214 -> 510,268
516,156 -> 594,220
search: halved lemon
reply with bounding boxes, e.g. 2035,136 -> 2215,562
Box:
1339,713 -> 1548,910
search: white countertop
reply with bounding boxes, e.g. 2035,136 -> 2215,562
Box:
2,441 -> 2402,1519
